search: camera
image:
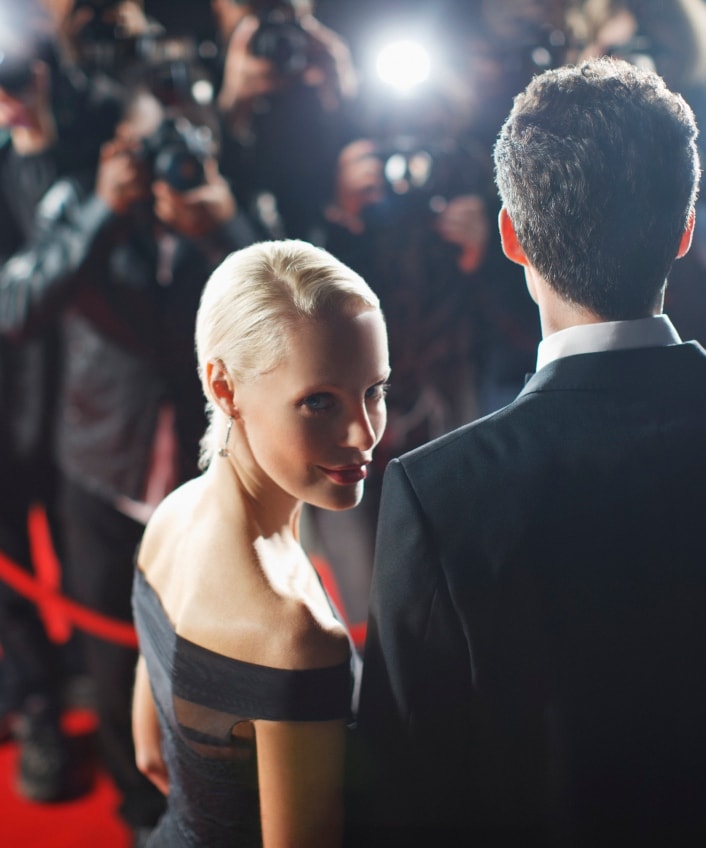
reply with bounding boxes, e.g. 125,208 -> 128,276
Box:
365,137 -> 480,226
248,1 -> 311,77
73,0 -> 125,42
0,14 -> 54,97
72,0 -> 141,77
0,45 -> 35,96
139,118 -> 211,192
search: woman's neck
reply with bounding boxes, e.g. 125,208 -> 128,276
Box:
205,454 -> 303,542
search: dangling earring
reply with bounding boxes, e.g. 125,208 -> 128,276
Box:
218,416 -> 233,458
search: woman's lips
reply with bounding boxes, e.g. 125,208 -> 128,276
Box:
320,464 -> 368,485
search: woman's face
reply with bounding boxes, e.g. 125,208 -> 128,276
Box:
234,307 -> 389,511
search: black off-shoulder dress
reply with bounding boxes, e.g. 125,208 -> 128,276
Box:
132,567 -> 353,848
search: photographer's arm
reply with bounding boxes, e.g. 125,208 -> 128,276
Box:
325,139 -> 384,235
217,15 -> 286,135
299,14 -> 358,112
0,135 -> 149,339
0,177 -> 118,339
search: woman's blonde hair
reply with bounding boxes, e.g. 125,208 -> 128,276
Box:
195,239 -> 381,468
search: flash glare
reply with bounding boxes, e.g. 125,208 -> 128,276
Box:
376,40 -> 431,93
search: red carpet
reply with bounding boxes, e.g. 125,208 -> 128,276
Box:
2,709 -> 132,848
3,506 -> 134,846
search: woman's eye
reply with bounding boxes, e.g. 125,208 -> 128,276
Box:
301,393 -> 335,413
366,382 -> 390,401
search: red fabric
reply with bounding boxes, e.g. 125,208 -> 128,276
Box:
311,554 -> 367,650
0,549 -> 138,649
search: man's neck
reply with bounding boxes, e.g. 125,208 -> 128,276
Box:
529,268 -> 662,338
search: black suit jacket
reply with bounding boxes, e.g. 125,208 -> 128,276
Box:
351,342 -> 706,846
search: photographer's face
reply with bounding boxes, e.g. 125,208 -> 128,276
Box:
115,89 -> 162,144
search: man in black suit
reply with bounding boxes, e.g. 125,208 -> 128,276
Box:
351,57 -> 706,846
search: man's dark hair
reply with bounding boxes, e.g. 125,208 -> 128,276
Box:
493,57 -> 700,319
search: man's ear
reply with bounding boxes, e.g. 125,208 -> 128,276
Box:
205,360 -> 238,418
676,207 -> 696,259
499,207 -> 529,266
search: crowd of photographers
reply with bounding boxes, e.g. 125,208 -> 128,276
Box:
1,1 -> 706,844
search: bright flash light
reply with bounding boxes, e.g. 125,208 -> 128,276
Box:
376,40 -> 431,94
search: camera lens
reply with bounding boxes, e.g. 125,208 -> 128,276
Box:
248,6 -> 310,77
0,48 -> 34,96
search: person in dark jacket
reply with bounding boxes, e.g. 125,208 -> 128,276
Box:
353,57 -> 706,846
0,76 -> 261,841
0,3 -> 123,803
212,0 -> 358,244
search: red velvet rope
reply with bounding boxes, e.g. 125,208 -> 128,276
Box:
0,551 -> 138,649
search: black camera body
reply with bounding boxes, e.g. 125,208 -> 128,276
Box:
0,47 -> 35,96
0,15 -> 55,97
248,1 -> 311,76
365,137 -> 469,225
73,0 -> 125,42
139,118 -> 210,192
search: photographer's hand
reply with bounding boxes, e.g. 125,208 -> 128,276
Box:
152,158 -> 237,239
434,194 -> 490,273
1,61 -> 57,155
326,139 -> 384,235
217,14 -> 287,124
105,1 -> 154,38
299,14 -> 358,112
95,138 -> 151,216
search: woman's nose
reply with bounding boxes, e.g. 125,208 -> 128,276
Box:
343,404 -> 377,451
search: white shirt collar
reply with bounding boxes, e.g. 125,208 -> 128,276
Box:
536,314 -> 682,372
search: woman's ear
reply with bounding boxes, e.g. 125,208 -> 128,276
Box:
499,207 -> 529,266
205,360 -> 238,418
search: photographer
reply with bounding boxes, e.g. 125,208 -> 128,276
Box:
212,0 -> 358,242
47,0 -> 165,82
0,81 -> 261,843
0,0 -> 123,805
328,136 -> 493,450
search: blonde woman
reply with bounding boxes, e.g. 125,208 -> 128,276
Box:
131,240 -> 389,847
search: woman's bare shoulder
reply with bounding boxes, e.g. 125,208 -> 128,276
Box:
178,561 -> 350,672
137,477 -> 207,570
137,482 -> 349,672
135,475 -> 239,618
260,594 -> 351,671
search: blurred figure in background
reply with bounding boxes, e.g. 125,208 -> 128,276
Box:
212,0 -> 359,243
0,29 -> 260,840
0,0 -> 123,804
0,7 -> 263,841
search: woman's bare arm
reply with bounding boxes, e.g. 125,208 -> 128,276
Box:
132,654 -> 169,796
255,718 -> 346,848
